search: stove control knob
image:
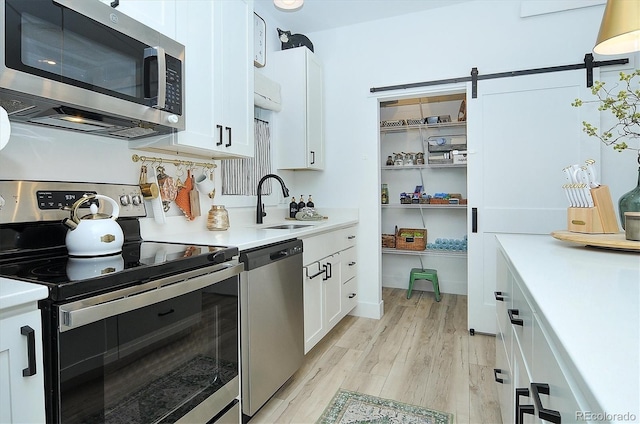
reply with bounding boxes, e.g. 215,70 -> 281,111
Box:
119,195 -> 131,206
131,194 -> 143,206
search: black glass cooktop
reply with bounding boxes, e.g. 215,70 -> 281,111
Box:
0,241 -> 238,302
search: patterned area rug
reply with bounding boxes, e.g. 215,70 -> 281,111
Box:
317,389 -> 454,424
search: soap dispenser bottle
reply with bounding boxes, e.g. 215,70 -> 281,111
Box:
306,195 -> 314,208
289,197 -> 298,218
298,196 -> 306,211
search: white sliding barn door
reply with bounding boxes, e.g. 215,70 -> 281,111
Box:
466,69 -> 600,334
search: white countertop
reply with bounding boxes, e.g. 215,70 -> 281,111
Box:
0,278 -> 48,311
140,207 -> 359,251
495,234 -> 639,418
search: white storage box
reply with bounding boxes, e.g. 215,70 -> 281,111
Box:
453,150 -> 468,164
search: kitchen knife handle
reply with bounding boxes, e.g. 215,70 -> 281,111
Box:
21,326 -> 37,377
472,208 -> 478,233
216,125 -> 223,146
494,291 -> 505,302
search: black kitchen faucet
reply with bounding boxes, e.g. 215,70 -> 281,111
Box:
256,174 -> 290,224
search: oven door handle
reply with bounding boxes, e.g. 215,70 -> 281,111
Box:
59,262 -> 242,332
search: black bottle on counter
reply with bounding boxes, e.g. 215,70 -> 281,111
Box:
298,196 -> 306,211
289,197 -> 298,218
306,195 -> 314,208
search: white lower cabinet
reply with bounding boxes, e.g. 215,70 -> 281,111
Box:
495,247 -> 590,424
302,226 -> 357,353
0,283 -> 47,424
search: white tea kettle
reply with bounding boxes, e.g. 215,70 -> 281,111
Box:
63,194 -> 124,256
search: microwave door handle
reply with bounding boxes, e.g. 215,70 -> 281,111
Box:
144,46 -> 167,110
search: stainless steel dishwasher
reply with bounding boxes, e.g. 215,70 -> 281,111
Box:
239,238 -> 304,421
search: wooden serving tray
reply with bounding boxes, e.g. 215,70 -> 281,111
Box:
551,230 -> 640,252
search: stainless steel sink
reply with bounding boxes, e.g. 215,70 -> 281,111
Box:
262,224 -> 313,230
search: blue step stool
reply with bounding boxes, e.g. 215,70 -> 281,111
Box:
407,268 -> 441,301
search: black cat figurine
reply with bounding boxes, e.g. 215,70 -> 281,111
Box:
277,28 -> 314,52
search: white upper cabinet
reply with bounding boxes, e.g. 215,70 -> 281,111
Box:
98,0 -> 177,39
271,48 -> 324,170
130,0 -> 254,159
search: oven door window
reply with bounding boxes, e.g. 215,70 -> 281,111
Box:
4,0 -> 153,104
58,279 -> 238,424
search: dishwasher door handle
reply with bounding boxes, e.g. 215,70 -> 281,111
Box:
270,250 -> 289,260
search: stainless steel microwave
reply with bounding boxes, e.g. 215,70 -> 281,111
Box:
0,0 -> 185,139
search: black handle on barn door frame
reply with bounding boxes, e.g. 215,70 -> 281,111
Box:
508,309 -> 523,326
531,383 -> 562,423
494,291 -> 505,302
493,368 -> 504,384
21,326 -> 37,377
225,127 -> 232,147
216,125 -> 223,146
472,207 -> 478,233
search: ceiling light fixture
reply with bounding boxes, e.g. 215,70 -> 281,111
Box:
274,0 -> 303,11
593,0 -> 640,55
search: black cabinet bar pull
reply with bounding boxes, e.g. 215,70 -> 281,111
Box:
157,308 -> 175,317
310,151 -> 316,165
348,293 -> 356,298
494,291 -> 505,302
508,308 -> 524,326
216,125 -> 223,146
493,368 -> 504,384
531,382 -> 562,423
225,126 -> 232,147
518,404 -> 535,424
20,325 -> 36,377
515,387 -> 531,424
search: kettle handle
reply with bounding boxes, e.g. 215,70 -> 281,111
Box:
70,194 -> 120,223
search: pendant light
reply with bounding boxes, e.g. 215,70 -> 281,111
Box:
593,0 -> 640,55
274,0 -> 303,11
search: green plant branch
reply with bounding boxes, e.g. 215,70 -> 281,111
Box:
572,70 -> 640,152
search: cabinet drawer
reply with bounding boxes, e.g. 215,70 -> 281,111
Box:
511,279 -> 534,367
303,226 -> 357,265
340,247 -> 357,283
494,331 -> 513,424
495,250 -> 513,369
531,313 -> 583,424
342,277 -> 357,314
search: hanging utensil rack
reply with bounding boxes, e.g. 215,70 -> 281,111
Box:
131,154 -> 217,170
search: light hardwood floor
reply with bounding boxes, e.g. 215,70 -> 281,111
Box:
249,287 -> 502,424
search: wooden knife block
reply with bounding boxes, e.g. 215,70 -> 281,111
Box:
567,185 -> 619,234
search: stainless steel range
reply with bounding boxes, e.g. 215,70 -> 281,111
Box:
0,180 -> 242,424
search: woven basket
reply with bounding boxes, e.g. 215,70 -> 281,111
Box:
382,234 -> 396,248
396,228 -> 426,251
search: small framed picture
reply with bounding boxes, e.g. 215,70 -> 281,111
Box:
254,13 -> 266,68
